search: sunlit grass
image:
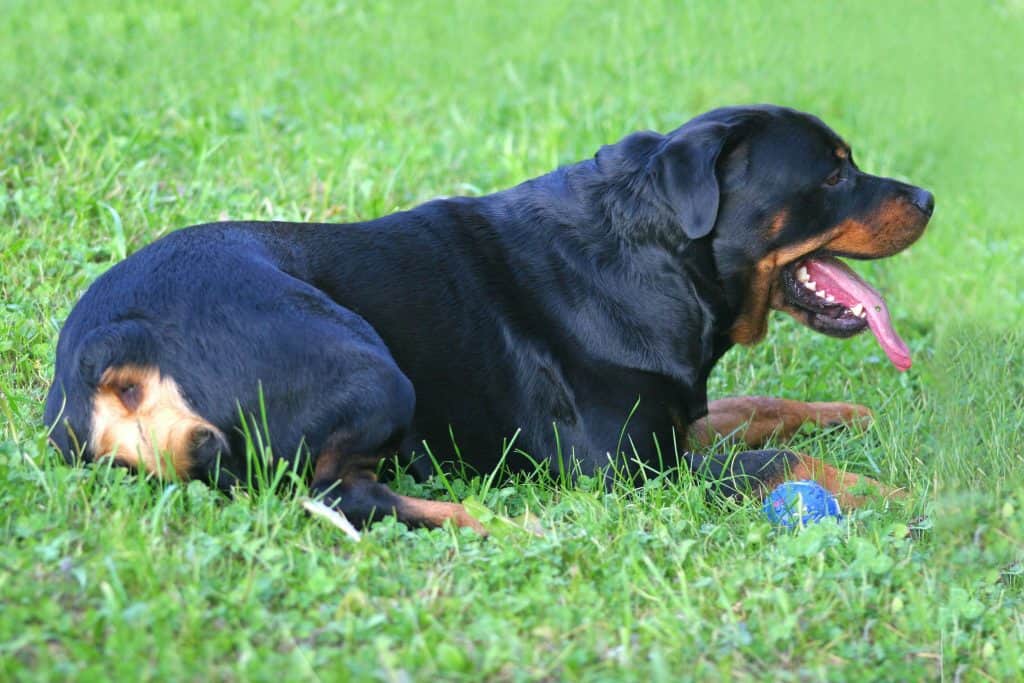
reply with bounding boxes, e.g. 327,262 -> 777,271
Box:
1,1 -> 1022,679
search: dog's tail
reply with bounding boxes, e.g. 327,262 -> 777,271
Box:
44,319 -> 226,480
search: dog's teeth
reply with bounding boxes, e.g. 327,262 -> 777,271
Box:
825,294 -> 836,303
851,303 -> 864,317
804,280 -> 816,291
815,290 -> 826,298
796,266 -> 810,282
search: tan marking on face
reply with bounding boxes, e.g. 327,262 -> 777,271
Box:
90,365 -> 219,479
766,209 -> 789,239
826,198 -> 928,258
731,195 -> 929,344
730,228 -> 844,344
835,147 -> 849,160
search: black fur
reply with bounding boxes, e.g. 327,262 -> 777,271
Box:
44,105 -> 931,500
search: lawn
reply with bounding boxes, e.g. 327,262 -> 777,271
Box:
1,1 -> 1022,680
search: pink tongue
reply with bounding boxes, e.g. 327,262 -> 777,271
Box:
803,257 -> 912,371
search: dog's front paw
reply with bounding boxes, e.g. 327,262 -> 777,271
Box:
812,402 -> 873,430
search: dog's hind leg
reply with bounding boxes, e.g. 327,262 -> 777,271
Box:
310,444 -> 486,535
300,358 -> 485,535
688,397 -> 873,449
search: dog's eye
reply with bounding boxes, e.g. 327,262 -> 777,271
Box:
824,169 -> 843,187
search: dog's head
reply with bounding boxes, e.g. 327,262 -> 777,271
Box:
646,105 -> 933,370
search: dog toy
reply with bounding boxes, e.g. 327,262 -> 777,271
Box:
763,480 -> 842,528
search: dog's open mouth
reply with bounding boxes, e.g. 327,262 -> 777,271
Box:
781,256 -> 912,371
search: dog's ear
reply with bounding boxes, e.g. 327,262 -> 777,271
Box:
647,122 -> 732,239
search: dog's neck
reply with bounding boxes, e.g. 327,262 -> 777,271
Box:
299,156 -> 739,423
567,151 -> 743,332
479,161 -> 738,410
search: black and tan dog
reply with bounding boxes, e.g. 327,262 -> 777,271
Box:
44,105 -> 933,532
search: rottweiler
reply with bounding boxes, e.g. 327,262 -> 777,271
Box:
44,105 -> 933,532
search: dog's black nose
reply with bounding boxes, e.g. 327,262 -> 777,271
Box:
910,188 -> 934,217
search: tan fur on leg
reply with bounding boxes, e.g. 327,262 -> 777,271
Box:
688,396 -> 872,449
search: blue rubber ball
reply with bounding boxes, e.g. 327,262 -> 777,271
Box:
763,480 -> 843,528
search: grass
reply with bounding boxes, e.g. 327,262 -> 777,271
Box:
1,0 -> 1023,680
